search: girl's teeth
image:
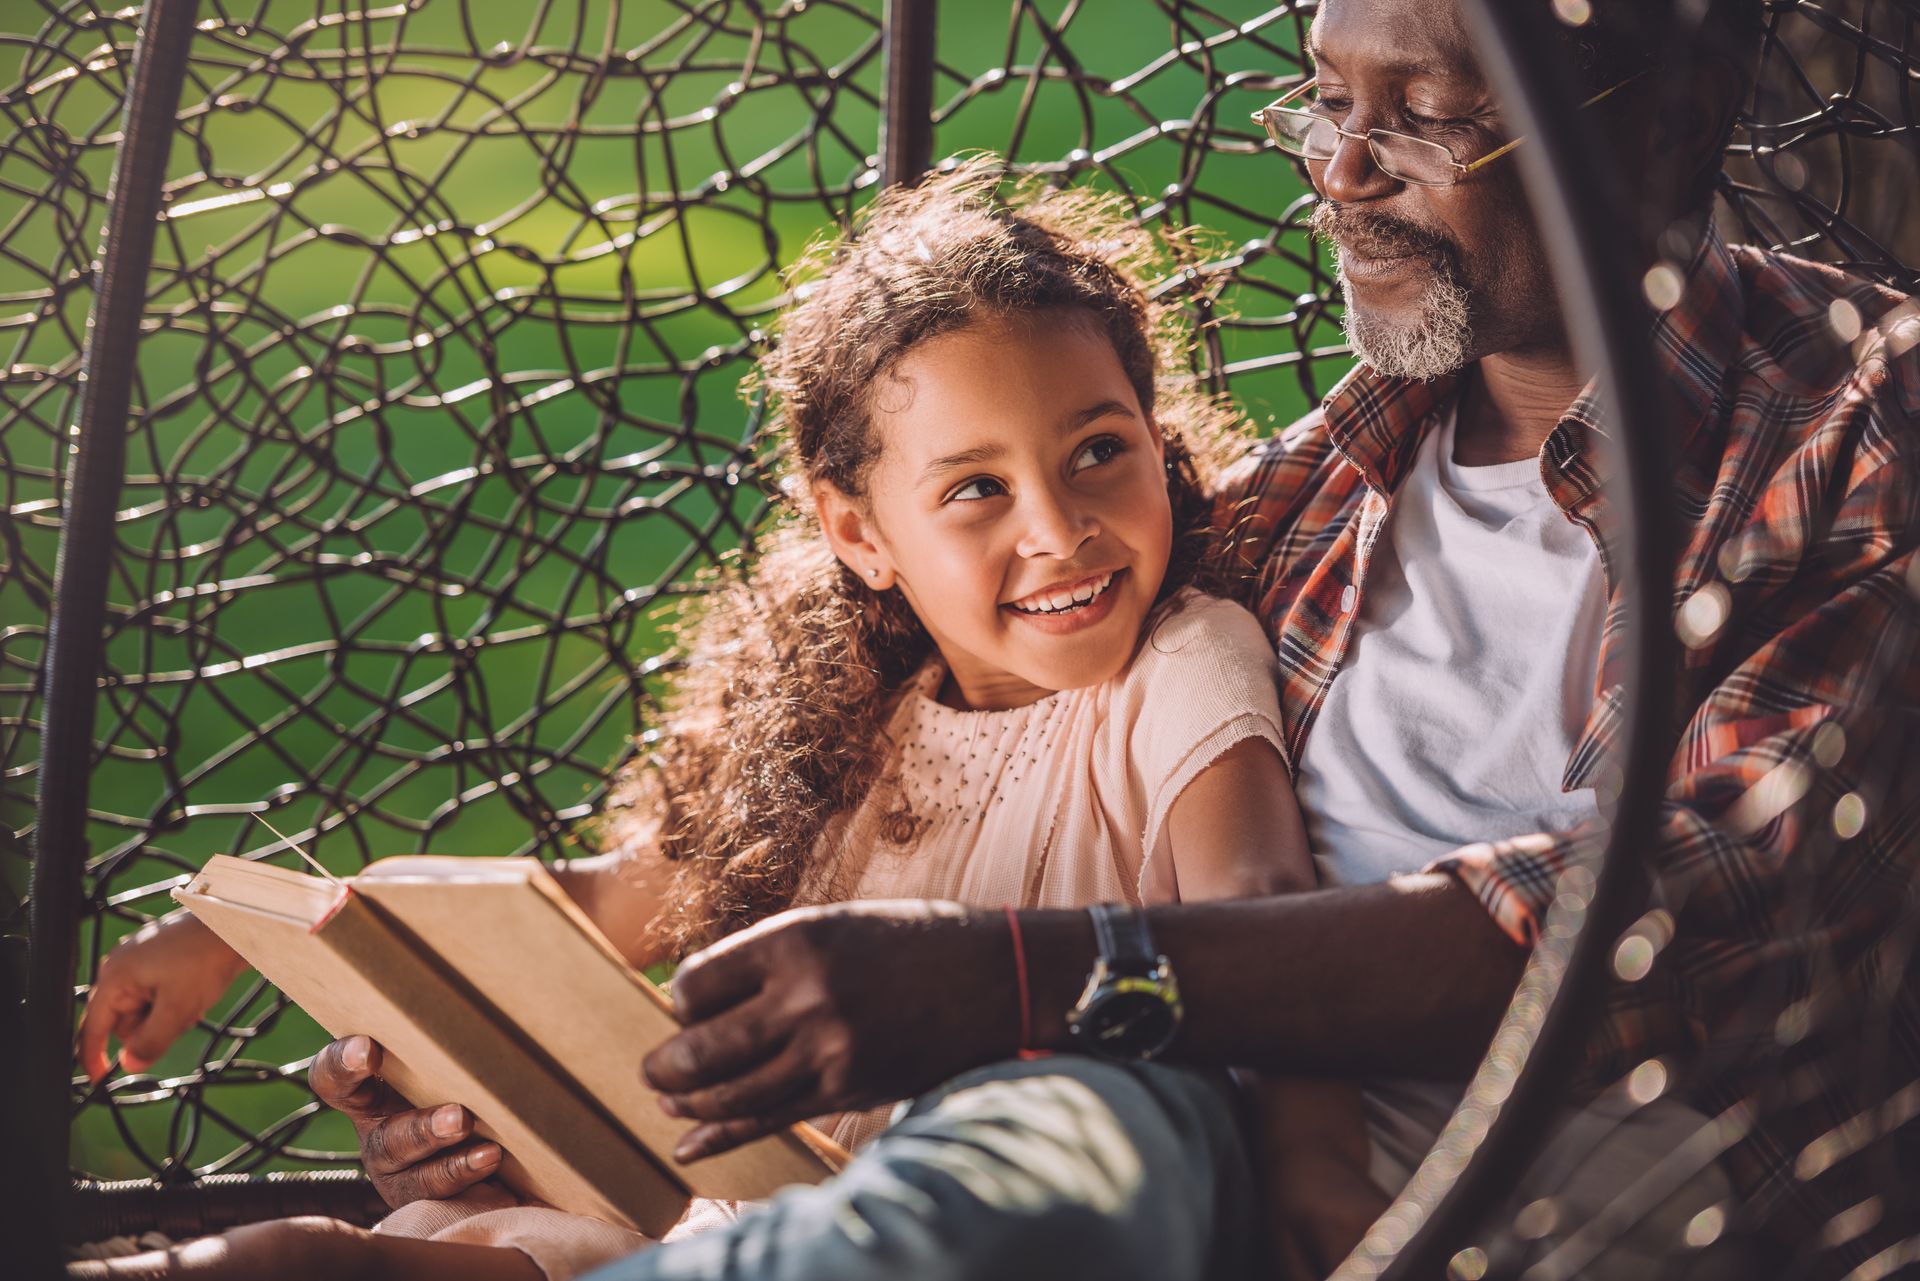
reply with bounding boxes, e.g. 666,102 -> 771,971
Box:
1017,572 -> 1114,614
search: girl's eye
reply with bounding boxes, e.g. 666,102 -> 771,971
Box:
1071,435 -> 1126,474
944,476 -> 1007,503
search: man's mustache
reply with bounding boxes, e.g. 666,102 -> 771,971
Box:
1309,201 -> 1459,267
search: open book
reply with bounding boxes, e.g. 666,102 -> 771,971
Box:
174,854 -> 845,1237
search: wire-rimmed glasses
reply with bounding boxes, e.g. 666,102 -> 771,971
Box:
1250,75 -> 1644,188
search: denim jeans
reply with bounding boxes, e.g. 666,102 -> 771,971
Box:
580,1055 -> 1259,1281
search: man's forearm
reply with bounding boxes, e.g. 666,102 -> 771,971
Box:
1021,874 -> 1528,1077
644,875 -> 1529,1158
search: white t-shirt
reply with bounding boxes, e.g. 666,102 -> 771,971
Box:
1292,405 -> 1608,1186
1296,408 -> 1607,886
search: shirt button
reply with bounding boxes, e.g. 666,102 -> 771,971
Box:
1340,585 -> 1357,613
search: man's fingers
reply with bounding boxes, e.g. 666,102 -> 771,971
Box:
643,993 -> 789,1094
666,937 -> 766,1021
657,1046 -> 817,1125
362,1103 -> 475,1175
308,1036 -> 400,1120
372,1139 -> 503,1210
309,1035 -> 506,1213
672,1115 -> 788,1164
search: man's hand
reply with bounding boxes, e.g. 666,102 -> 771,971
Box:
644,880 -> 1523,1164
644,900 -> 1016,1162
309,1035 -> 502,1208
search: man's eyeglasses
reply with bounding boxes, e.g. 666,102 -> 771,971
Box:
1250,74 -> 1644,189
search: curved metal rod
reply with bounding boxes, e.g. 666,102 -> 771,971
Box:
25,0 -> 203,1213
1339,0 -> 1681,1276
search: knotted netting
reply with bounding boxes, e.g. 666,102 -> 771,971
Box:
1725,0 -> 1919,291
1,0 -> 1915,1270
2,0 -> 1341,1223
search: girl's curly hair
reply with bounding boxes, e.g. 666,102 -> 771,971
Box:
604,157 -> 1249,956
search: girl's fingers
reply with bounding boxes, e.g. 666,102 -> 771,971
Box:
118,989 -> 202,1073
74,1003 -> 119,1082
75,984 -> 146,1082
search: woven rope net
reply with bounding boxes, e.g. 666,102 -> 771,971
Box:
1,0 -> 1914,1269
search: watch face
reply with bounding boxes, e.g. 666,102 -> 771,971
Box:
1081,986 -> 1179,1058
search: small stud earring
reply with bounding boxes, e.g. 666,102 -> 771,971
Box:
867,567 -> 880,579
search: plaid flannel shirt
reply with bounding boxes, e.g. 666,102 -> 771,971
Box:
1221,226 -> 1919,1261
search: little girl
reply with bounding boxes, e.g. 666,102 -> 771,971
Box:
72,160 -> 1315,1281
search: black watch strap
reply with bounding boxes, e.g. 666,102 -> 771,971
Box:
1088,903 -> 1156,972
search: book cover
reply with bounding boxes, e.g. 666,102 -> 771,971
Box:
175,855 -> 842,1236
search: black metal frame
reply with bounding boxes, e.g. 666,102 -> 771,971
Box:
25,0 -> 205,1242
1353,0 -> 1676,1271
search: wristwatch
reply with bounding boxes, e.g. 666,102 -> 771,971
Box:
1066,903 -> 1183,1060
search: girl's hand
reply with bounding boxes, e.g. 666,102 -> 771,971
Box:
76,911 -> 248,1081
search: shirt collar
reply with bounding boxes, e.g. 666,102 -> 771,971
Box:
1320,223 -> 1745,501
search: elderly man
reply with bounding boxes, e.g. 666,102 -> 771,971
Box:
308,0 -> 1918,1276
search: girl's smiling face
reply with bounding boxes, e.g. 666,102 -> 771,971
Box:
816,309 -> 1174,711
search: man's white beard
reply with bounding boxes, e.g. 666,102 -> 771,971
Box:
1337,253 -> 1475,382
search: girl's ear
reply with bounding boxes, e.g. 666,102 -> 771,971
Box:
813,478 -> 898,590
